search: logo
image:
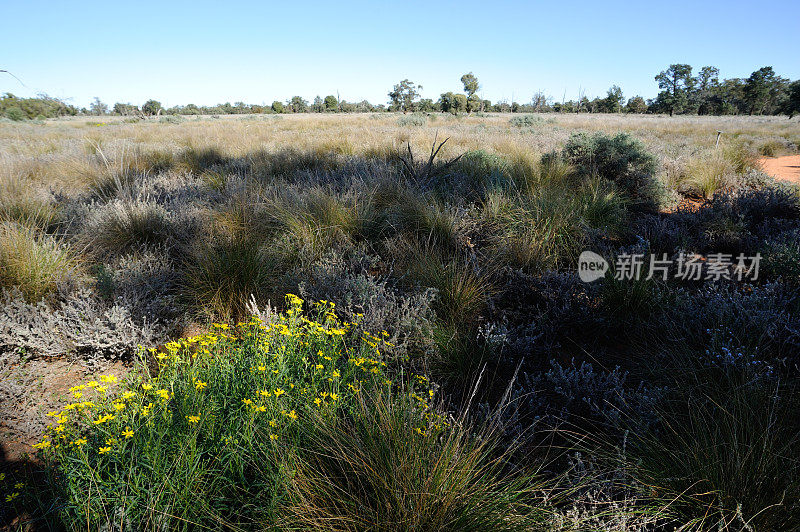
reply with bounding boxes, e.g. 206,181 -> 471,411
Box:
578,251 -> 608,282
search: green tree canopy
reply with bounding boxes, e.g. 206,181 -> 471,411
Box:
142,99 -> 163,116
388,79 -> 421,113
460,72 -> 479,97
655,64 -> 693,116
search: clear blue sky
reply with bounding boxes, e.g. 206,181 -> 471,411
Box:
2,0 -> 798,109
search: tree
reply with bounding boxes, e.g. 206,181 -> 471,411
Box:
271,101 -> 284,113
312,96 -> 324,113
625,96 -> 648,114
466,94 -> 482,113
438,92 -> 467,114
655,64 -> 693,116
142,99 -> 162,116
601,85 -> 624,113
460,72 -> 480,112
113,102 -> 139,116
692,66 -> 720,114
288,96 -> 308,113
388,79 -> 421,113
90,97 -> 108,116
324,95 -> 338,112
461,72 -> 479,96
453,93 -> 467,114
531,91 -> 549,112
786,80 -> 800,118
743,66 -> 783,115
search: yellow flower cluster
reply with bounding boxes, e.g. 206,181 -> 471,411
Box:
34,293 -> 440,476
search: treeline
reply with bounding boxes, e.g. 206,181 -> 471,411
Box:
0,93 -> 79,120
2,64 -> 799,121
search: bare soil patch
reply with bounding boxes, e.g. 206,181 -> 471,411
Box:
0,355 -> 131,463
760,155 -> 800,185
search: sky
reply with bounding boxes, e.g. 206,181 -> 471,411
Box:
2,0 -> 799,109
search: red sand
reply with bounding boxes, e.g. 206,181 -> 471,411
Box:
760,155 -> 800,185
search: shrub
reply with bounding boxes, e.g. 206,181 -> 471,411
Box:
5,106 -> 25,121
299,253 -> 437,357
563,132 -> 661,210
761,231 -> 800,284
509,115 -> 544,127
0,286 -> 162,359
396,112 -> 427,127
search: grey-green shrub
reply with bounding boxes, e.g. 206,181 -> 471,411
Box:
563,132 -> 663,210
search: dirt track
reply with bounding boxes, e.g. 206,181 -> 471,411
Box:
760,155 -> 800,185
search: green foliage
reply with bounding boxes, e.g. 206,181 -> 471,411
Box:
743,66 -> 784,115
396,112 -> 427,127
460,72 -> 480,96
113,102 -> 139,115
1,92 -> 78,119
388,79 -> 421,112
141,99 -> 163,116
271,100 -> 284,113
0,222 -> 79,301
285,388 -> 548,532
509,114 -> 544,127
323,95 -> 338,112
288,96 -> 308,113
654,64 -> 693,115
601,85 -> 624,113
180,235 -> 282,321
625,96 -> 648,113
30,298 -> 392,527
4,105 -> 24,121
438,92 -> 468,114
563,131 -> 662,209
89,97 -> 108,115
631,357 -> 800,531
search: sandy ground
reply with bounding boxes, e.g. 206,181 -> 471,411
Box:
760,155 -> 800,185
0,355 -> 130,462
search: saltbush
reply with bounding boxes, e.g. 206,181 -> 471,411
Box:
563,132 -> 664,210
